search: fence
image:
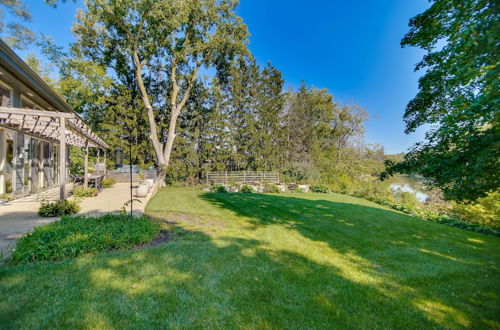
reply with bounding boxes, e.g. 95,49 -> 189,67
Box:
207,171 -> 280,185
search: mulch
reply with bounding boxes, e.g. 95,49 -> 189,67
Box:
133,230 -> 170,249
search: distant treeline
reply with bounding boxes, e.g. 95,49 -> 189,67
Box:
97,58 -> 386,185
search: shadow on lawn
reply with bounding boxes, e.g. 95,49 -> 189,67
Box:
0,193 -> 498,328
0,230 -> 458,328
199,193 -> 500,326
200,192 -> 491,253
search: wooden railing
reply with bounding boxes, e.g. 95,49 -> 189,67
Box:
207,171 -> 280,184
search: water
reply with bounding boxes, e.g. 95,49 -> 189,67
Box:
390,183 -> 428,203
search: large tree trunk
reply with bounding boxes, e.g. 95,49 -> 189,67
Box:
133,54 -> 200,187
134,55 -> 167,186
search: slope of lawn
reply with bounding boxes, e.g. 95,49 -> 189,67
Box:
1,187 -> 499,329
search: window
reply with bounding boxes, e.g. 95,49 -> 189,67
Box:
0,82 -> 11,107
21,96 -> 36,109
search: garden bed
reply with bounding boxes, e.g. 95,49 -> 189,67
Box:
8,214 -> 161,265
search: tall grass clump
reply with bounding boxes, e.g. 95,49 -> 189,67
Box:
9,214 -> 161,265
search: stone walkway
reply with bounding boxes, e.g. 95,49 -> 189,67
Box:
0,182 -> 156,258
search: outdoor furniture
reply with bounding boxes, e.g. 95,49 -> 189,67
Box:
71,174 -> 84,185
88,174 -> 105,191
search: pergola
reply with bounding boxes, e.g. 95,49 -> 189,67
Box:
0,106 -> 108,200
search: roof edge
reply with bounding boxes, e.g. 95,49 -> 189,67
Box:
0,39 -> 73,113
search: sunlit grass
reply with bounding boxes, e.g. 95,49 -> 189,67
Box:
1,187 -> 499,329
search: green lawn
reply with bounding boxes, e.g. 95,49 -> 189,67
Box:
1,188 -> 499,329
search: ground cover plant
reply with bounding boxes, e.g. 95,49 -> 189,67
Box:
240,185 -> 254,193
72,186 -> 99,197
310,184 -> 329,193
38,199 -> 80,217
210,184 -> 228,193
263,183 -> 281,193
1,187 -> 499,329
0,193 -> 12,201
101,177 -> 116,188
8,214 -> 160,265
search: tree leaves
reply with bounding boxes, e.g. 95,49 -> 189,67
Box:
385,0 -> 499,201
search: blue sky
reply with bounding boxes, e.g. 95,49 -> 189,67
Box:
23,0 -> 430,154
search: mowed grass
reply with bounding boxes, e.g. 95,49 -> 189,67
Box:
1,188 -> 499,329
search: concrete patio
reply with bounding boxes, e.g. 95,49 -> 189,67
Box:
0,182 -> 155,258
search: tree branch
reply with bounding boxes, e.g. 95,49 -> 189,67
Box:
133,50 -> 165,164
177,61 -> 202,111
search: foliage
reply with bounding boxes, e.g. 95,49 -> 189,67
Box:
164,163 -> 191,185
0,193 -> 12,201
263,184 -> 280,194
8,214 -> 160,265
281,165 -> 308,183
33,6 -> 374,192
0,0 -> 35,49
310,184 -> 329,193
210,184 -> 227,193
450,191 -> 500,229
38,199 -> 80,217
289,186 -> 304,193
383,0 -> 500,201
68,147 -> 93,176
389,202 -> 499,237
240,185 -> 254,193
73,0 -> 249,177
101,177 -> 116,189
119,198 -> 142,215
72,186 -> 98,198
330,175 -> 500,235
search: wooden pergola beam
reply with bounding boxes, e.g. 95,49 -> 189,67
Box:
0,106 -> 75,119
0,106 -> 108,149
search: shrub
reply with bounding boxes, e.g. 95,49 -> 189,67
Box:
289,186 -> 304,193
240,185 -> 254,193
8,214 -> 161,265
38,200 -> 80,217
210,184 -> 228,193
310,184 -> 329,193
264,184 -> 281,193
101,177 -> 116,188
282,166 -> 307,183
73,186 -> 99,197
450,191 -> 500,228
0,193 -> 12,201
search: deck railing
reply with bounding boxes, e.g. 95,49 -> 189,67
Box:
207,171 -> 280,184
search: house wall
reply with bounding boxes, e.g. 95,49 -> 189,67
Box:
0,77 -> 70,197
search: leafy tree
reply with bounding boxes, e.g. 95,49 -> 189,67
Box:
383,0 -> 499,201
0,0 -> 34,49
73,0 -> 249,182
24,53 -> 56,88
0,0 -> 74,49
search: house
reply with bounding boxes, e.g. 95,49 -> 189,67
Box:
0,40 -> 107,200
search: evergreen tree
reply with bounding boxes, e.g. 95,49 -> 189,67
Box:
254,62 -> 285,170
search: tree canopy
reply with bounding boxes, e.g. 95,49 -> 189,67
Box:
73,0 -> 249,181
382,0 -> 499,201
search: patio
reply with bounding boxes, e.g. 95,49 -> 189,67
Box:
0,182 -> 156,258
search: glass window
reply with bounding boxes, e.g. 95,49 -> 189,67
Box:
0,83 -> 10,107
21,97 -> 36,109
5,138 -> 13,193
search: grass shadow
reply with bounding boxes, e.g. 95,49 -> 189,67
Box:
1,191 -> 499,328
0,226 -> 466,329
